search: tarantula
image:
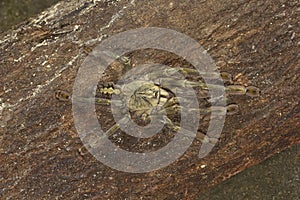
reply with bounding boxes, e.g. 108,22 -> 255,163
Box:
55,57 -> 259,143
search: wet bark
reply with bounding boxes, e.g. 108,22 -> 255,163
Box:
0,0 -> 299,199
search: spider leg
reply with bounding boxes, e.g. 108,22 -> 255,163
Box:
162,115 -> 218,144
55,90 -> 116,105
161,96 -> 239,115
97,82 -> 121,95
167,104 -> 239,115
144,67 -> 232,82
165,67 -> 233,82
72,96 -> 114,105
155,77 -> 216,90
55,90 -> 71,101
164,68 -> 259,97
99,114 -> 131,140
155,77 -> 256,96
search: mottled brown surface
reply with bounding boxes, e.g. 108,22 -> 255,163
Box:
0,0 -> 299,199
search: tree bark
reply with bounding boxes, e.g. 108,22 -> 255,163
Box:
0,0 -> 299,199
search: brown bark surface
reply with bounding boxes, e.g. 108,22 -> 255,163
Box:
0,0 -> 299,199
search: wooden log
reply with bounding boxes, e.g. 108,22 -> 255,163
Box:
0,0 -> 299,199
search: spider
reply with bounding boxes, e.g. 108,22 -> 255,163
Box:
55,56 -> 260,144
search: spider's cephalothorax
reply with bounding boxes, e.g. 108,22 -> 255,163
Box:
128,83 -> 170,115
119,83 -> 171,126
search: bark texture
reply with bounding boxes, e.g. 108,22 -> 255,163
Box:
0,0 -> 299,199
